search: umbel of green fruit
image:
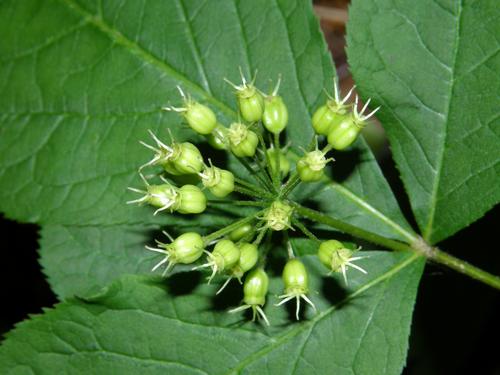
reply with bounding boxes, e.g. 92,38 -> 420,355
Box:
276,258 -> 316,320
162,86 -> 217,135
128,74 -> 374,325
145,232 -> 205,275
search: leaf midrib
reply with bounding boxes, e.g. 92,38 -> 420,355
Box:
224,252 -> 421,374
423,0 -> 464,243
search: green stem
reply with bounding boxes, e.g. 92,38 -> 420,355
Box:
291,202 -> 415,251
257,132 -> 278,190
273,132 -> 281,190
413,239 -> 500,290
203,210 -> 263,244
235,155 -> 273,191
280,172 -> 300,198
253,227 -> 268,246
233,185 -> 268,199
209,199 -> 268,207
234,177 -> 272,198
292,218 -> 320,244
293,202 -> 500,290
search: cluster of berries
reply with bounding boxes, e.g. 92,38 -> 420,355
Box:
128,71 -> 375,324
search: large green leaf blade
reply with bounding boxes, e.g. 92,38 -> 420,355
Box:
0,0 -> 417,297
0,252 -> 424,374
347,0 -> 500,244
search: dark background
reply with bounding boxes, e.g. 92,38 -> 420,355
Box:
1,1 -> 499,373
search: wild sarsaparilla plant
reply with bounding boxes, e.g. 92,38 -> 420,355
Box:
127,73 -> 382,324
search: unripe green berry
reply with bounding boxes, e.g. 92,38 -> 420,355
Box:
146,231 -> 204,275
267,148 -> 290,177
170,142 -> 203,174
212,239 -> 240,271
184,102 -> 217,135
170,232 -> 205,264
238,243 -> 259,272
176,184 -> 206,214
318,240 -> 353,272
263,201 -> 293,231
262,96 -> 288,134
317,240 -> 367,284
327,96 -> 380,150
228,122 -> 258,157
327,115 -> 361,150
296,150 -> 333,182
282,259 -> 309,296
200,165 -> 234,198
243,268 -> 268,306
229,223 -> 253,241
238,86 -> 264,123
146,184 -> 179,209
205,124 -> 228,150
312,103 -> 349,135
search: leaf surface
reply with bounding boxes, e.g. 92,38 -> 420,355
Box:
347,0 -> 500,243
0,252 -> 424,375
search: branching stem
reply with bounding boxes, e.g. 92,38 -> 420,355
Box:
292,202 -> 500,290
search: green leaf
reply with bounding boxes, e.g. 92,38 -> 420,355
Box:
0,252 -> 425,374
0,0 -> 417,297
347,0 -> 500,244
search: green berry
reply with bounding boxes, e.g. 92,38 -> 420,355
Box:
185,102 -> 217,135
238,243 -> 259,272
296,149 -> 333,182
266,148 -> 290,177
312,103 -> 349,135
228,122 -> 258,157
229,223 -> 253,241
196,239 -> 240,284
239,87 -> 264,122
317,240 -> 367,284
212,239 -> 240,271
243,268 -> 269,307
311,82 -> 354,135
127,182 -> 179,215
170,142 -> 204,174
145,232 -> 204,275
263,95 -> 288,134
205,124 -> 228,150
282,259 -> 309,296
176,185 -> 206,214
276,258 -> 316,320
200,164 -> 234,198
171,232 -> 205,264
225,71 -> 264,122
163,86 -> 217,135
327,96 -> 380,150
